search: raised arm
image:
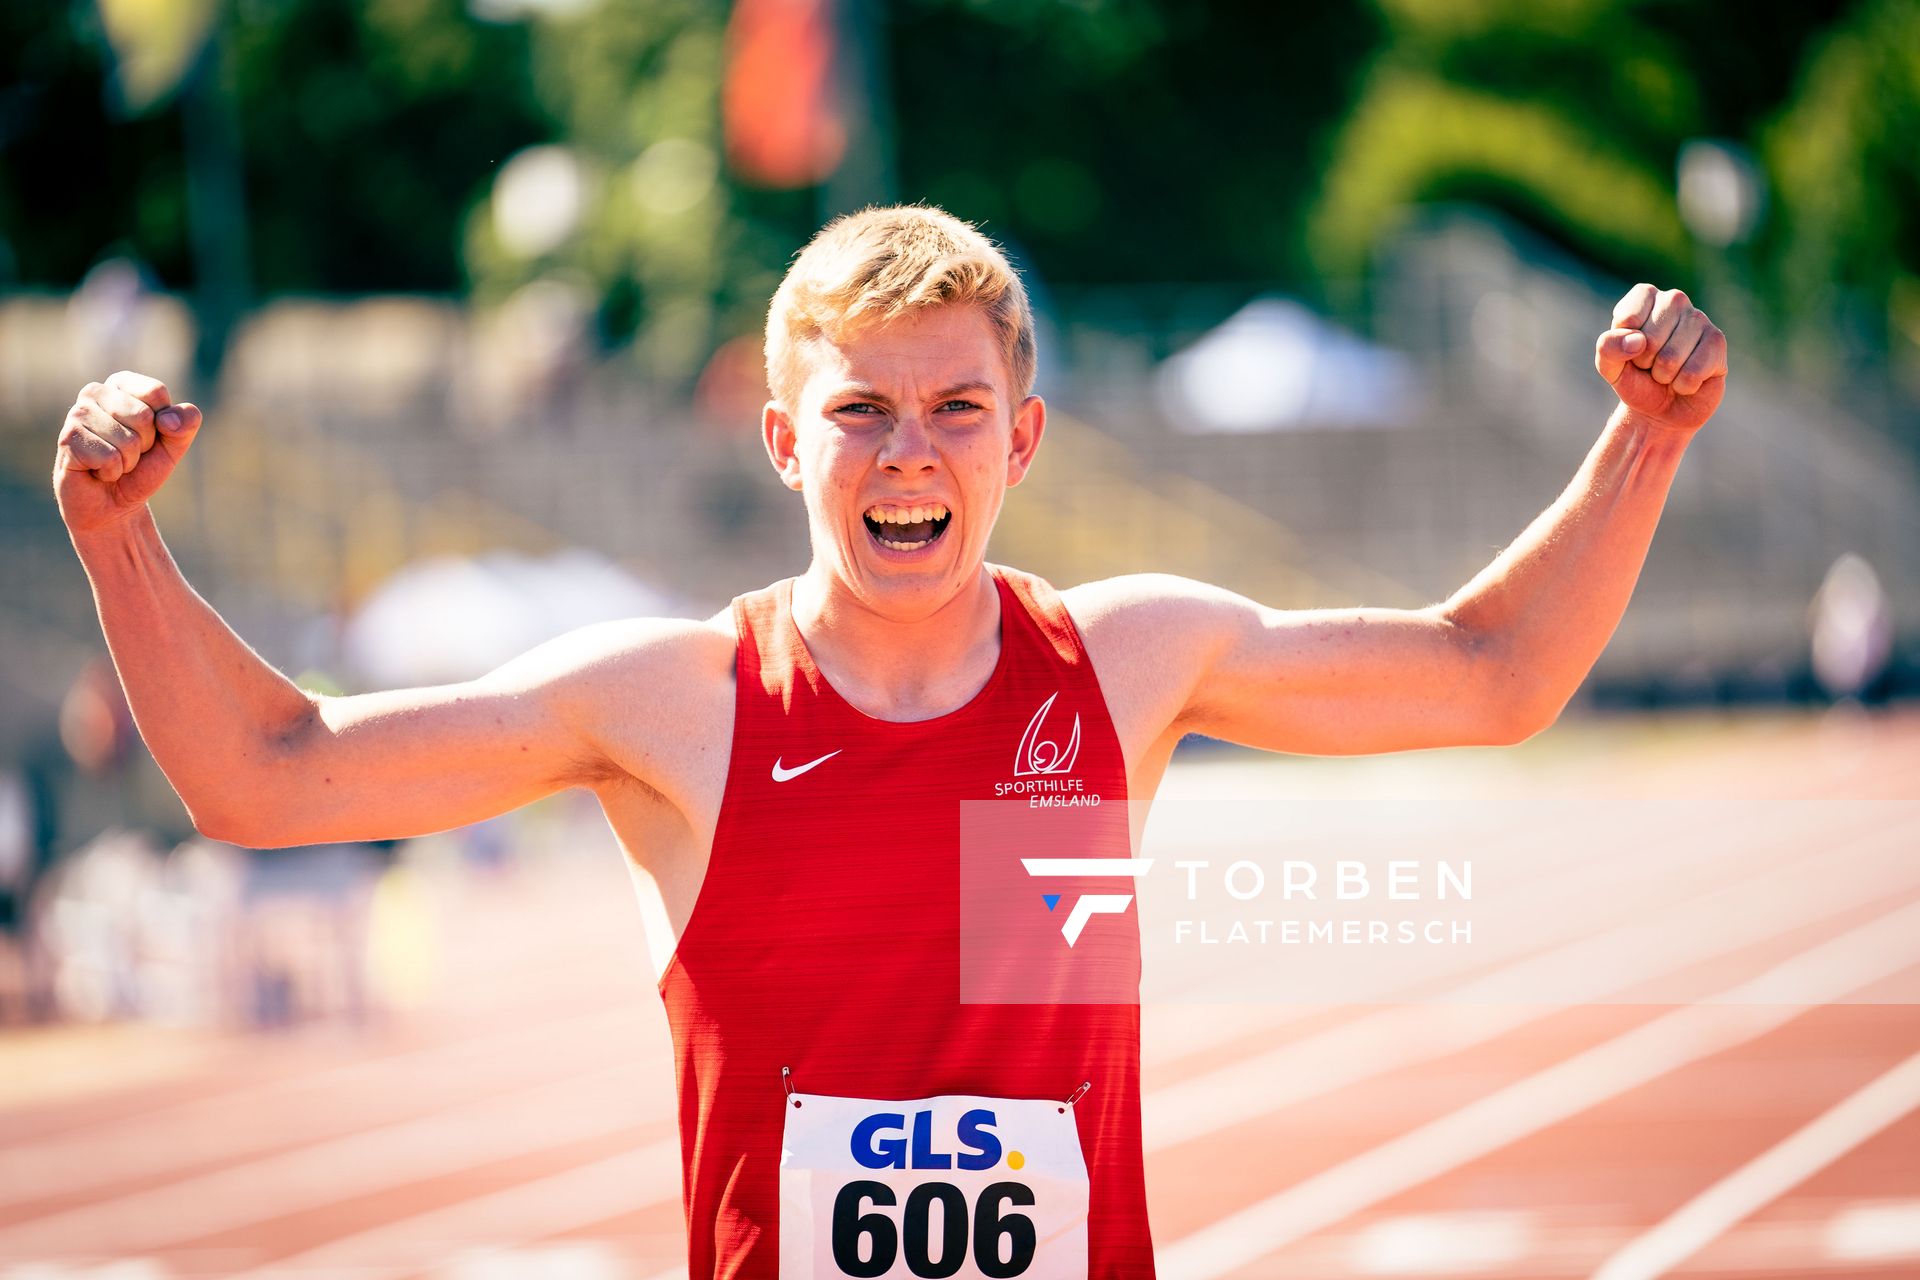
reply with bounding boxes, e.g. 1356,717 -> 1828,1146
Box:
1076,285 -> 1727,757
1074,575 -> 1524,756
54,372 -> 717,848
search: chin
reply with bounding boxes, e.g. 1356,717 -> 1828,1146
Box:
850,547 -> 976,615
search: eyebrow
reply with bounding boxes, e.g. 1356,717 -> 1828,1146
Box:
827,380 -> 998,406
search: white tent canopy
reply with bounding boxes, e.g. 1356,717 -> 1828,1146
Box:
1156,297 -> 1421,433
342,549 -> 686,688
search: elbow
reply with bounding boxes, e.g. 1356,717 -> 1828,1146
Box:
191,810 -> 309,849
1492,686 -> 1568,746
188,805 -> 266,848
187,778 -> 324,846
1456,706 -> 1551,749
1492,708 -> 1557,747
188,807 -> 246,846
1449,617 -> 1567,746
184,755 -> 320,852
197,701 -> 327,847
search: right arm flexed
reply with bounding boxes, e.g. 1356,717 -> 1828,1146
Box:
54,372 -> 673,849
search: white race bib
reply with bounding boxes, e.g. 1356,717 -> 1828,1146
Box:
779,1091 -> 1089,1278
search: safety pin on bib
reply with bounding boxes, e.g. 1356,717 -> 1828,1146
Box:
783,1065 -> 802,1108
1060,1080 -> 1092,1113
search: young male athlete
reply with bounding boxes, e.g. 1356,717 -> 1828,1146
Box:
55,205 -> 1726,1277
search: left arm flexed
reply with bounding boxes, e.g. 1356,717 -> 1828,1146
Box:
1432,283 -> 1728,730
1087,286 -> 1727,759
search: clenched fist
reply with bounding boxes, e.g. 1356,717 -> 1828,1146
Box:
53,371 -> 203,535
1595,285 -> 1728,433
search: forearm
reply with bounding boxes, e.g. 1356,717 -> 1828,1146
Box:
1443,406 -> 1693,725
69,506 -> 317,833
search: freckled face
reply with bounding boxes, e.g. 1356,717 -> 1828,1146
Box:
764,303 -> 1044,619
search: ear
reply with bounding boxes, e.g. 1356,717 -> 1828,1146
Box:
1006,394 -> 1047,487
762,401 -> 804,492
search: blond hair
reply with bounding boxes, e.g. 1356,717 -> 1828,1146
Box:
764,204 -> 1036,409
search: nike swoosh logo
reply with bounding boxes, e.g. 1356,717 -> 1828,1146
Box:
771,750 -> 842,782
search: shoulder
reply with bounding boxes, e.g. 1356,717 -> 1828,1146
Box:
498,610 -> 735,690
1056,573 -> 1249,724
492,610 -> 737,742
521,609 -> 739,799
584,610 -> 737,673
1041,573 -> 1274,764
1060,572 -> 1249,651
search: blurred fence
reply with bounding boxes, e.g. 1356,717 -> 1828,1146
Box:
1,207 -> 1917,1036
1051,210 -> 1920,702
2,207 -> 1915,735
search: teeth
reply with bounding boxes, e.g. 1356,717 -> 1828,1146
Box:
865,503 -> 950,525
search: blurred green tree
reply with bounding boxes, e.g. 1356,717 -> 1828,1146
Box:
1764,0 -> 1920,406
0,1 -> 190,286
1306,0 -> 1855,296
3,0 -> 1381,384
887,0 -> 1380,288
461,0 -> 748,383
232,0 -> 552,292
0,0 -> 551,293
462,0 -> 1381,386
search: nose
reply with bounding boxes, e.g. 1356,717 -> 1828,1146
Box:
878,412 -> 938,475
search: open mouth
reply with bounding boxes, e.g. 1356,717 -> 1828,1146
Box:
863,502 -> 952,552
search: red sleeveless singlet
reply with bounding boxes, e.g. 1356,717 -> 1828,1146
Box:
657,564 -> 1155,1277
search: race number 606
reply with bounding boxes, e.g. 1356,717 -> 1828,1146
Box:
830,1180 -> 1037,1278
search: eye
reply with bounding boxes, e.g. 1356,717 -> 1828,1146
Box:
835,401 -> 883,416
939,399 -> 984,413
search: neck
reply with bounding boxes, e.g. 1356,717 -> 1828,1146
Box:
791,562 -> 1003,721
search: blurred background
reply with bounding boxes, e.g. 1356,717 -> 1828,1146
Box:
1,0 -> 1917,1276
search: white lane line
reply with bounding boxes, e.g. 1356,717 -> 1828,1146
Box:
1345,1211 -> 1536,1276
1154,892 -> 1920,1279
433,1240 -> 627,1280
228,1136 -> 682,1280
0,1004 -> 653,1210
0,1265 -> 171,1280
0,1060 -> 670,1257
1591,1049 -> 1920,1280
1824,1199 -> 1920,1262
1144,821 -> 1917,1152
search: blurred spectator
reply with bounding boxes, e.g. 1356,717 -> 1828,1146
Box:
459,814 -> 514,876
19,827 -> 402,1032
65,254 -> 156,377
695,332 -> 772,429
60,656 -> 134,775
143,838 -> 249,1027
365,853 -> 441,1016
238,842 -> 390,1029
53,658 -> 195,855
0,770 -> 33,1021
1,654 -> 446,1033
1809,553 -> 1894,702
30,828 -> 166,1023
454,277 -> 592,436
0,662 -> 195,1025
